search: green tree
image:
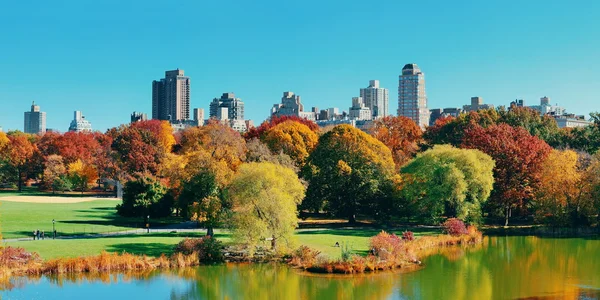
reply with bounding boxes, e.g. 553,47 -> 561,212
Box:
117,176 -> 168,218
303,125 -> 395,223
180,170 -> 227,236
229,162 -> 305,251
401,145 -> 495,223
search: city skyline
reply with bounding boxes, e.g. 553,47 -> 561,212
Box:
1,1 -> 600,131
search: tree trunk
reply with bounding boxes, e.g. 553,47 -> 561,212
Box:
271,235 -> 276,250
348,214 -> 356,224
504,206 -> 511,227
17,169 -> 22,192
207,227 -> 214,237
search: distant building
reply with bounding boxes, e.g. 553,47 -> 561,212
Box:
349,97 -> 372,121
209,93 -> 245,121
554,114 -> 593,128
152,69 -> 191,121
24,102 -> 47,134
429,108 -> 463,126
68,111 -> 93,132
463,97 -> 494,112
193,108 -> 205,126
398,64 -> 429,128
271,91 -> 316,121
529,96 -> 566,116
130,112 -> 148,123
360,80 -> 389,119
510,99 -> 525,108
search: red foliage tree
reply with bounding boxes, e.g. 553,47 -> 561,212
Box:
109,126 -> 161,176
5,133 -> 37,191
244,115 -> 319,140
370,116 -> 423,169
462,124 -> 552,225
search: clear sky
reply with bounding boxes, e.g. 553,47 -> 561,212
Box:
1,0 -> 599,132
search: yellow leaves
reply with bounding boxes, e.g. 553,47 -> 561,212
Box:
538,149 -> 580,207
263,120 -> 318,167
67,159 -> 98,187
158,121 -> 176,153
337,160 -> 352,175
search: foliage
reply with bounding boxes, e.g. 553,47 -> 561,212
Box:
369,231 -> 404,261
4,133 -> 36,191
117,176 -> 168,218
108,125 -> 162,176
229,162 -> 305,251
442,218 -> 468,236
262,120 -> 319,167
340,242 -> 353,262
462,124 -> 551,225
180,170 -> 227,235
245,138 -> 297,172
130,120 -> 176,154
402,231 -> 415,241
174,237 -> 224,263
401,145 -> 495,223
245,115 -> 319,140
370,116 -> 423,169
303,125 -> 395,222
67,159 -> 98,193
42,155 -> 67,192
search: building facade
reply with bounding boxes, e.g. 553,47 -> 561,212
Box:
529,96 -> 566,116
349,97 -> 372,121
68,111 -> 93,132
554,114 -> 592,128
271,91 -> 316,121
463,97 -> 494,112
193,108 -> 205,126
152,69 -> 191,121
209,93 -> 245,121
360,80 -> 389,119
429,107 -> 463,126
24,102 -> 46,134
398,64 -> 429,128
130,112 -> 148,123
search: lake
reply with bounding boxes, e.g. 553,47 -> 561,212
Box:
2,236 -> 599,299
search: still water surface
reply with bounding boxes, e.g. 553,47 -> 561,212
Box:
2,236 -> 599,300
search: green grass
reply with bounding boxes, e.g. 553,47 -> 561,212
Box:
0,199 -> 182,239
3,232 -> 228,259
295,228 -> 440,259
0,187 -> 112,198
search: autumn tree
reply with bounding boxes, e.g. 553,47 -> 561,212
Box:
180,170 -> 229,236
423,109 -> 500,148
245,138 -> 297,172
43,155 -> 68,193
244,115 -> 319,140
262,120 -> 318,168
130,120 -> 176,154
370,116 -> 423,169
4,133 -> 36,191
499,106 -> 560,144
303,125 -> 395,223
401,145 -> 495,223
109,125 -> 161,176
462,124 -> 551,225
67,159 -> 98,193
229,162 -> 305,251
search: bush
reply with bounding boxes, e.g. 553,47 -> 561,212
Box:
174,237 -> 224,263
402,231 -> 415,241
443,218 -> 468,236
369,231 -> 404,260
340,242 -> 353,262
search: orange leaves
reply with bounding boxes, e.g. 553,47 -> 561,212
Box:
371,116 -> 423,169
263,120 -> 318,167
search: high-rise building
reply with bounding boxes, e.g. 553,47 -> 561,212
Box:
209,93 -> 245,121
529,96 -> 566,116
463,97 -> 494,112
152,69 -> 191,121
360,80 -> 389,119
24,102 -> 46,134
193,108 -> 205,126
130,112 -> 148,123
398,64 -> 429,128
68,111 -> 93,132
349,97 -> 372,121
271,91 -> 316,121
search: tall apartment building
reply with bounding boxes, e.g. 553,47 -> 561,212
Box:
209,93 -> 245,120
24,102 -> 46,134
360,80 -> 389,119
398,64 -> 429,128
349,97 -> 372,121
68,111 -> 93,132
152,69 -> 191,121
193,108 -> 205,126
271,91 -> 316,121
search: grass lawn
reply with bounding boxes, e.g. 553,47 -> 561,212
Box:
295,228 -> 440,259
3,232 -> 226,259
0,199 -> 182,239
0,187 -> 112,198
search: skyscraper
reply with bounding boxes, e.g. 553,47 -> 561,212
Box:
360,80 -> 389,119
24,102 -> 46,134
398,64 -> 429,128
209,93 -> 245,120
152,69 -> 191,121
271,91 -> 316,121
193,108 -> 205,126
68,111 -> 93,132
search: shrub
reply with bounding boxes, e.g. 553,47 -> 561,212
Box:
174,236 -> 224,263
369,231 -> 404,260
443,218 -> 468,236
290,246 -> 321,268
340,242 -> 353,262
0,247 -> 40,268
402,231 -> 415,241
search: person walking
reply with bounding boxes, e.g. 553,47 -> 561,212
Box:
33,230 -> 36,240
36,229 -> 40,240
41,231 -> 45,240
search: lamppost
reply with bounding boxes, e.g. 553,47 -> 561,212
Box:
147,215 -> 150,233
52,219 -> 56,239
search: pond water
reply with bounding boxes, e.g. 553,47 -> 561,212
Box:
2,236 -> 599,299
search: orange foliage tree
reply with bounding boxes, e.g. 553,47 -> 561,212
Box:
370,116 -> 423,169
244,115 -> 319,140
4,133 -> 37,191
262,120 -> 319,168
67,159 -> 99,193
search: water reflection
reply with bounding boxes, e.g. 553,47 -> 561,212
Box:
2,236 -> 599,300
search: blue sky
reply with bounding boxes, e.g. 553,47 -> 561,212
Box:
1,0 -> 599,132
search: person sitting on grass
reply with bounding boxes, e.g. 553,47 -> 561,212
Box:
334,242 -> 340,247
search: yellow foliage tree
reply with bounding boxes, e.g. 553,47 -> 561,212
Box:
67,159 -> 98,193
262,120 -> 318,168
